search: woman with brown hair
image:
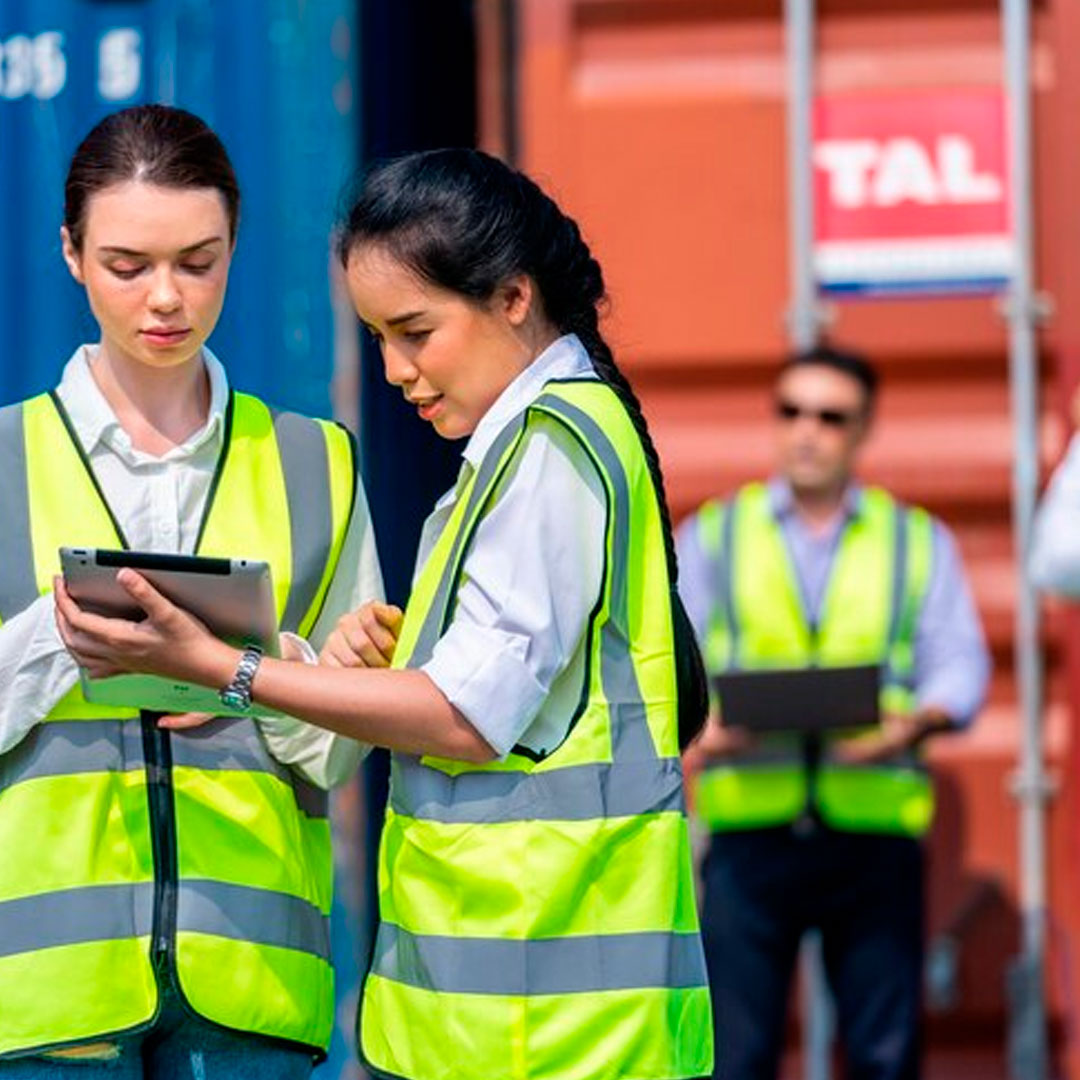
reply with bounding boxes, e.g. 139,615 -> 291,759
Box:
0,105 -> 379,1077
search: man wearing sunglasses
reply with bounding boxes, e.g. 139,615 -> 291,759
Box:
677,344 -> 989,1080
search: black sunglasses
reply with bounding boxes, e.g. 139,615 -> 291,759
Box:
775,399 -> 861,428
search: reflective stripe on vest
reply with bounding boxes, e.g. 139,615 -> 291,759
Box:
0,390 -> 352,1057
0,880 -> 328,963
693,483 -> 935,836
360,379 -> 712,1080
0,717 -> 329,820
370,923 -> 709,996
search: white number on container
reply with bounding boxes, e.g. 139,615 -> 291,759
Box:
98,28 -> 142,102
0,31 -> 67,100
33,32 -> 66,101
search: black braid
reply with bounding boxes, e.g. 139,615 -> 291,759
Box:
581,329 -> 679,579
540,253 -> 678,584
337,148 -> 708,745
534,215 -> 708,748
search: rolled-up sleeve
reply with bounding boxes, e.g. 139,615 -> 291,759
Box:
913,521 -> 991,728
422,416 -> 606,759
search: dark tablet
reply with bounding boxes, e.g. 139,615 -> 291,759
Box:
711,664 -> 881,733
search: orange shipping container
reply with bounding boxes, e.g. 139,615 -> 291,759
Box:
477,1 -> 1080,1077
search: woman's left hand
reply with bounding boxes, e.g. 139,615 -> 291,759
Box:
54,568 -> 234,686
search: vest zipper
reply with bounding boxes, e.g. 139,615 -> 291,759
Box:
141,713 -> 179,963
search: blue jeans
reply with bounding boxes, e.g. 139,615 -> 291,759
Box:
0,976 -> 314,1080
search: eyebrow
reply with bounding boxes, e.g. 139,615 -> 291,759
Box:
98,236 -> 225,257
386,310 -> 426,327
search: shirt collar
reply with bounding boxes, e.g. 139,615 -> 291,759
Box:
55,344 -> 230,460
768,476 -> 863,522
461,333 -> 596,470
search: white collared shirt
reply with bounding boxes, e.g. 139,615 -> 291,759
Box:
420,334 -> 608,758
0,345 -> 382,787
58,343 -> 231,553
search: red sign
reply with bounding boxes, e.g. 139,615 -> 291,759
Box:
813,90 -> 1012,294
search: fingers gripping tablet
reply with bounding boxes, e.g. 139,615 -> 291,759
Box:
60,547 -> 280,714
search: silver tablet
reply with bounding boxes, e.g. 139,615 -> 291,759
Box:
60,547 -> 280,715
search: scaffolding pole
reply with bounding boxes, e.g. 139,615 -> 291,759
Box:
784,3 -> 832,1078
1001,0 -> 1049,1077
784,0 -> 820,352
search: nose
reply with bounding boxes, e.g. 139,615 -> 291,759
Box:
382,340 -> 418,388
148,265 -> 182,314
794,414 -> 824,434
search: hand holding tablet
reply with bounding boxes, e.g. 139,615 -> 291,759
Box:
58,547 -> 280,715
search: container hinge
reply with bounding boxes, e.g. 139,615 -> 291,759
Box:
1007,767 -> 1058,802
995,291 -> 1055,326
782,300 -> 835,339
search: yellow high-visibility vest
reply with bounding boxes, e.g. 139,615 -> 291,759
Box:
693,482 -> 935,836
360,379 -> 713,1080
0,390 -> 356,1058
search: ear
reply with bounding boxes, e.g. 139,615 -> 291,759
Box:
498,274 -> 535,328
60,226 -> 85,284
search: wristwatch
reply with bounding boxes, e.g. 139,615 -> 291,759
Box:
219,644 -> 264,712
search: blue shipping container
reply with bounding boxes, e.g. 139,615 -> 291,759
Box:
0,3 -> 365,1076
0,0 -> 357,416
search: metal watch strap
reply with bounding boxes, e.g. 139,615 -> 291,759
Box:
219,644 -> 264,711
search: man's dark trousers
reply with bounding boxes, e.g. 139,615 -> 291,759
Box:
701,824 -> 923,1080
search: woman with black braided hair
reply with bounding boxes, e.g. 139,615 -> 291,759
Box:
56,148 -> 713,1080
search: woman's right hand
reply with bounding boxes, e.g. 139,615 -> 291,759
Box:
320,601 -> 404,669
54,570 -> 231,685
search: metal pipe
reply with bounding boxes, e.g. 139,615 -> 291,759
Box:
784,3 -> 831,1077
801,930 -> 834,1080
784,0 -> 819,351
1001,0 -> 1048,1076
500,0 -> 520,165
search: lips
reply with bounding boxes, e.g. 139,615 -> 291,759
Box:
141,327 -> 191,347
408,394 -> 444,422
